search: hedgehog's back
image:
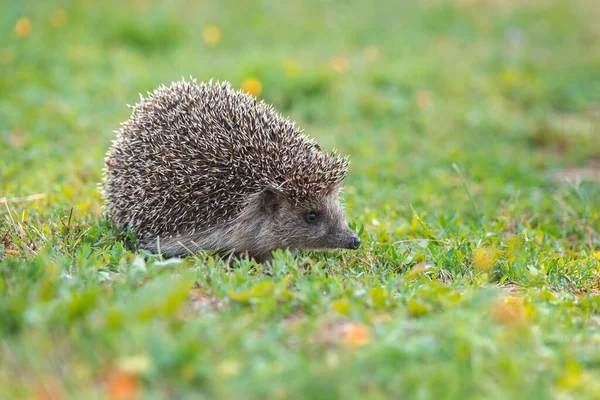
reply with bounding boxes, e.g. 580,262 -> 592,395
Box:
103,79 -> 348,239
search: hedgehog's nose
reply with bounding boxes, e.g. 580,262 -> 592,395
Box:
350,235 -> 361,250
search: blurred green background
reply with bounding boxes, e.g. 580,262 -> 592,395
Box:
1,0 -> 600,398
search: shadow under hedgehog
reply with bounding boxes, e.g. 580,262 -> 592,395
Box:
101,79 -> 360,262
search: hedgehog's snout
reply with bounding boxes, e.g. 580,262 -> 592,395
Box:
335,226 -> 361,250
349,235 -> 361,250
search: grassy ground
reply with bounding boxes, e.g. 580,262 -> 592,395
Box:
1,0 -> 600,398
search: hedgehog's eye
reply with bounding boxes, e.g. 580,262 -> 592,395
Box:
305,210 -> 319,223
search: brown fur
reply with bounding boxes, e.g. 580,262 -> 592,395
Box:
141,187 -> 357,262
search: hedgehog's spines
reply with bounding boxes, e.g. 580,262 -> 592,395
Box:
102,78 -> 349,238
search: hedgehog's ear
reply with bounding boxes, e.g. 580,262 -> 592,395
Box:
260,187 -> 283,215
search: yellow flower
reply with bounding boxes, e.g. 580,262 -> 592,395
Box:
331,298 -> 351,315
473,247 -> 498,271
241,78 -> 262,97
492,296 -> 527,326
51,9 -> 68,28
330,56 -> 348,74
558,362 -> 582,389
363,46 -> 380,62
15,17 -> 31,37
283,59 -> 299,78
203,25 -> 221,44
500,68 -> 519,86
343,322 -> 372,347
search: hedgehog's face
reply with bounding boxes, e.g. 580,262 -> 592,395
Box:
259,187 -> 361,252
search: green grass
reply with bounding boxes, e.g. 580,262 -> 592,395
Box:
1,0 -> 600,398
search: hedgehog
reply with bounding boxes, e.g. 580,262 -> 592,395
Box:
102,79 -> 360,262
